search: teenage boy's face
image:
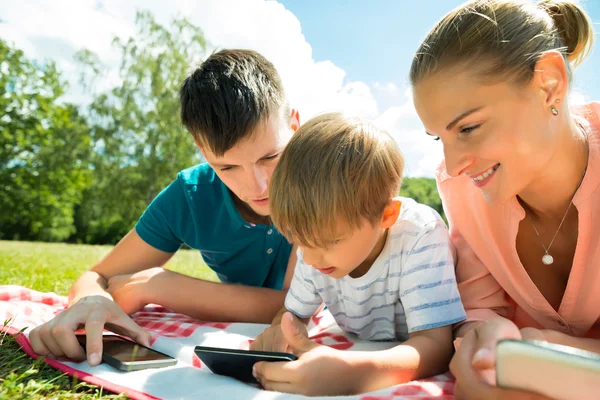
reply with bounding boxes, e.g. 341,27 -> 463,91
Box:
202,112 -> 297,218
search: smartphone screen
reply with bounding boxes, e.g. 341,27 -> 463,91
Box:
101,335 -> 171,362
76,334 -> 177,370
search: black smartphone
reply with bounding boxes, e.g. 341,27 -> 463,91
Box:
194,345 -> 297,383
76,334 -> 177,371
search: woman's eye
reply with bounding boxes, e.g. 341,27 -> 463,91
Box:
460,124 -> 480,135
433,136 -> 440,141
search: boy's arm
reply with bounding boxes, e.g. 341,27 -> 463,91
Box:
340,326 -> 454,392
141,269 -> 287,323
253,316 -> 453,395
106,243 -> 300,323
69,229 -> 175,306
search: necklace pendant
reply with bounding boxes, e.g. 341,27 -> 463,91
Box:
542,254 -> 554,265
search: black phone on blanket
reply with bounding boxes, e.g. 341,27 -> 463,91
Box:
194,346 -> 297,383
76,334 -> 177,371
496,339 -> 600,400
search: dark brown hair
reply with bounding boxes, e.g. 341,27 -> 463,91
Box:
180,49 -> 288,156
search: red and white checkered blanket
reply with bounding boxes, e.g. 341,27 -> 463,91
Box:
0,285 -> 455,399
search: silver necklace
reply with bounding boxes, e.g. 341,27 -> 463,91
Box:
528,165 -> 587,265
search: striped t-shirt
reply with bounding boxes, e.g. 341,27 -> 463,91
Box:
285,197 -> 466,341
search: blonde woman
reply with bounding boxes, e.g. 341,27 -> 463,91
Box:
410,0 -> 599,398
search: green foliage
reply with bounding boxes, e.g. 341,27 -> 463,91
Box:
400,177 -> 445,221
0,332 -> 129,400
71,11 -> 208,244
0,12 -> 446,245
0,40 -> 92,242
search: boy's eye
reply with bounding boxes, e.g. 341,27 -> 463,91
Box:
263,153 -> 280,161
220,166 -> 234,171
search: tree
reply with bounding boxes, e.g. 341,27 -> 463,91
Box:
72,11 -> 208,244
399,177 -> 445,221
0,39 -> 91,242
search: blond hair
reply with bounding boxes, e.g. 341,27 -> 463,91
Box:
410,0 -> 595,85
270,113 -> 404,248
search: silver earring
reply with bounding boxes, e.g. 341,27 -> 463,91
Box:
551,105 -> 559,116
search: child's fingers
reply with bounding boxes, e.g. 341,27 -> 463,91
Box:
273,329 -> 289,353
259,379 -> 301,394
253,359 -> 299,384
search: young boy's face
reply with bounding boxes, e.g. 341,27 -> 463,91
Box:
201,112 -> 295,217
299,217 -> 389,280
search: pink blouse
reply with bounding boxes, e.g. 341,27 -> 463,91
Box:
437,102 -> 600,338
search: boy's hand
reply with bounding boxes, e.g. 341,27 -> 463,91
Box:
250,324 -> 289,353
107,267 -> 164,315
29,295 -> 151,367
252,312 -> 360,396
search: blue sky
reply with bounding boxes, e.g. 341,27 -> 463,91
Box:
281,0 -> 600,106
1,0 -> 598,176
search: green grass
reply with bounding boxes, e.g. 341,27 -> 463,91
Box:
0,240 -> 217,399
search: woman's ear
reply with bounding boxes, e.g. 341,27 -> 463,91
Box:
532,51 -> 569,107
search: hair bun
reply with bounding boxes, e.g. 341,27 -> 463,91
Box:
538,0 -> 595,67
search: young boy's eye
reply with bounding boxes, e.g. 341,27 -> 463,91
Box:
220,166 -> 234,171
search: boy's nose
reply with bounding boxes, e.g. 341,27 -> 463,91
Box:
301,249 -> 323,268
247,165 -> 268,196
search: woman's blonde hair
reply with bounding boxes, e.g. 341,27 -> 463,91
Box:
410,0 -> 595,85
270,113 -> 404,248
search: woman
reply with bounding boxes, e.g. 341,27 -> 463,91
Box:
410,0 -> 598,398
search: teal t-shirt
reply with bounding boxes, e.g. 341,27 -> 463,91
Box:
135,163 -> 292,290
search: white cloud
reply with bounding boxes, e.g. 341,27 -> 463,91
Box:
373,90 -> 443,177
0,0 -> 435,176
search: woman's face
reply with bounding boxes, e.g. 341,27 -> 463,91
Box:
413,69 -> 559,205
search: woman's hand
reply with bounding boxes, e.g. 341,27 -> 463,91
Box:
450,318 -> 550,400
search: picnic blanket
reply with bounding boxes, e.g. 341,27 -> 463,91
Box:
0,285 -> 455,399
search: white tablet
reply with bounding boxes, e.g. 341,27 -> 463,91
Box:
496,339 -> 600,400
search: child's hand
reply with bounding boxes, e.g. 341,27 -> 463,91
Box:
252,312 -> 360,396
250,324 -> 289,353
106,267 -> 163,315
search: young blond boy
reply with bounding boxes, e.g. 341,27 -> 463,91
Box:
250,113 -> 466,396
